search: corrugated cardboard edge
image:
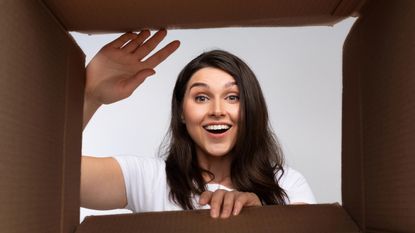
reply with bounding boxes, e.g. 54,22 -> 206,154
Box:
60,34 -> 85,233
332,0 -> 367,17
342,6 -> 366,230
37,1 -> 86,232
76,204 -> 360,233
71,16 -> 349,34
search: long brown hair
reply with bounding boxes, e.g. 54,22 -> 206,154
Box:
162,50 -> 287,209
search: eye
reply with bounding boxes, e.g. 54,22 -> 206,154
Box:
195,95 -> 209,103
226,94 -> 240,103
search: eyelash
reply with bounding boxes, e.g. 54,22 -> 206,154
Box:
195,95 -> 209,102
226,95 -> 240,102
194,94 -> 240,103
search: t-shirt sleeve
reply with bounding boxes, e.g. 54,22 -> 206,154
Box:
112,155 -> 167,212
276,167 -> 317,204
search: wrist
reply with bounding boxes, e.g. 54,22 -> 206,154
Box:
84,96 -> 101,112
83,93 -> 102,129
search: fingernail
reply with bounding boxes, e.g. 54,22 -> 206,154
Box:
233,209 -> 239,216
221,211 -> 229,219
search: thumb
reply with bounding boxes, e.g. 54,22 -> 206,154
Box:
123,69 -> 155,94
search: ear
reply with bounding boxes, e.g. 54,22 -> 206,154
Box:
181,114 -> 186,124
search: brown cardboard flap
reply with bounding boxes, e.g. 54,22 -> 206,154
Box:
42,0 -> 364,32
61,37 -> 85,233
342,10 -> 366,230
0,1 -> 84,233
76,204 -> 359,233
343,0 -> 415,232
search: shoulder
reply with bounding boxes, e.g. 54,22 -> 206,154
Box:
112,155 -> 166,186
276,166 -> 304,187
112,155 -> 172,212
113,155 -> 165,172
276,166 -> 317,204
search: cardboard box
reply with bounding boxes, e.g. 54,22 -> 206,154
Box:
1,0 -> 414,232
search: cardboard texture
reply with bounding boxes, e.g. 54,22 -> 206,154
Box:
1,0 -> 414,233
43,0 -> 364,32
0,1 -> 84,233
76,204 -> 359,233
342,0 -> 415,232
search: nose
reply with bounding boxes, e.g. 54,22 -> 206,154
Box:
209,99 -> 225,118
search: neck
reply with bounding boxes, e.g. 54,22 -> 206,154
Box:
196,148 -> 233,187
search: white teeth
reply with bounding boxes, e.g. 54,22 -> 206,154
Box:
205,125 -> 230,130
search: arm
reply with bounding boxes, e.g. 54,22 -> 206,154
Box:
81,156 -> 127,210
83,30 -> 180,129
81,30 -> 180,209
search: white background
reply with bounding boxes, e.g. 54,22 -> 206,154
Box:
72,17 -> 355,222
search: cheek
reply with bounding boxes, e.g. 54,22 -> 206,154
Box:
182,102 -> 206,125
230,104 -> 240,122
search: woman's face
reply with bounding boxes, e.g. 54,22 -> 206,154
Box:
182,67 -> 240,159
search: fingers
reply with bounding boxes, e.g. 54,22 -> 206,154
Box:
199,190 -> 227,218
221,191 -> 236,218
234,192 -> 262,215
199,191 -> 213,206
121,30 -> 151,53
134,29 -> 168,61
200,190 -> 262,219
108,32 -> 138,49
209,190 -> 226,218
106,30 -> 177,62
104,30 -> 180,72
143,40 -> 180,68
233,193 -> 247,216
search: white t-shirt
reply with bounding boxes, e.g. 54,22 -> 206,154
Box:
113,155 -> 316,213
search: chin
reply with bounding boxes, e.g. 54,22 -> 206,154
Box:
204,147 -> 232,157
207,151 -> 229,157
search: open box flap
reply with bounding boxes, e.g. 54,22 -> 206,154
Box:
42,0 -> 364,32
0,1 -> 84,232
76,204 -> 360,233
342,0 -> 415,231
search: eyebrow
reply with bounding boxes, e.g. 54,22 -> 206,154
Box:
189,81 -> 237,90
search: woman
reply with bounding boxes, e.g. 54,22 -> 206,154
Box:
81,30 -> 315,219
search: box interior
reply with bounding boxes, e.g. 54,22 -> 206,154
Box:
1,0 -> 415,232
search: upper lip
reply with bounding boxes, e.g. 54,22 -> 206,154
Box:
203,122 -> 232,127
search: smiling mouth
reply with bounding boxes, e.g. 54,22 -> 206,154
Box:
203,124 -> 231,134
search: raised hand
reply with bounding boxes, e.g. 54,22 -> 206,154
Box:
199,189 -> 262,218
83,30 -> 180,128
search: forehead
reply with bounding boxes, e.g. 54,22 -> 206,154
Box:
187,67 -> 237,88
